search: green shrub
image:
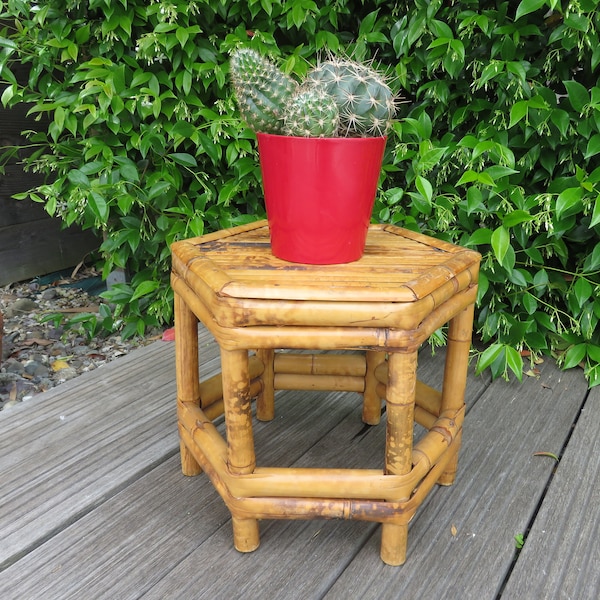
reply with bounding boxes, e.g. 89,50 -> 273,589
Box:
377,0 -> 600,385
0,0 -> 599,384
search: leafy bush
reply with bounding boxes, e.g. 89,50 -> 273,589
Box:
378,0 -> 600,385
1,0 -> 599,384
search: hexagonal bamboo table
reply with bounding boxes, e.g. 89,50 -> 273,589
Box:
170,220 -> 480,565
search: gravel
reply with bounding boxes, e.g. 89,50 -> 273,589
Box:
0,271 -> 164,411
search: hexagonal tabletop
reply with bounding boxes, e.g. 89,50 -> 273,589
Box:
171,220 -> 480,330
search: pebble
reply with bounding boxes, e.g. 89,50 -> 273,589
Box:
4,298 -> 39,318
1,272 -> 162,411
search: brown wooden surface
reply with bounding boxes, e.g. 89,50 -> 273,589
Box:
0,102 -> 98,285
0,215 -> 99,285
0,330 -> 595,598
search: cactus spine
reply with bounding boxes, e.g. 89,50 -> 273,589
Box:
230,48 -> 297,134
283,86 -> 340,137
306,58 -> 396,137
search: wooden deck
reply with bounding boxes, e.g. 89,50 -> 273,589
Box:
0,327 -> 597,599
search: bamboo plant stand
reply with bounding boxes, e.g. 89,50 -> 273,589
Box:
170,220 -> 480,566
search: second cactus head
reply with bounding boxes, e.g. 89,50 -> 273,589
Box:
283,86 -> 340,137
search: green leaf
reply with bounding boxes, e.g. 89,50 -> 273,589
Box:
478,61 -> 504,87
583,241 -> 600,271
562,344 -> 587,370
485,166 -> 519,179
1,84 -> 15,105
509,101 -> 528,127
584,134 -> 600,159
586,344 -> 600,363
456,170 -> 479,185
476,271 -> 489,302
418,147 -> 447,170
476,343 -> 504,374
148,181 -> 172,200
67,169 -> 90,187
477,172 -> 497,186
593,46 -> 600,72
522,293 -> 538,315
467,228 -> 492,246
515,0 -> 546,20
415,175 -> 433,204
176,27 -> 189,47
260,0 -> 273,16
506,61 -> 527,84
573,277 -> 593,308
131,280 -> 160,301
556,187 -> 583,219
503,210 -> 534,228
171,121 -> 196,138
508,268 -> 528,287
169,152 -> 197,167
359,10 -> 380,36
550,109 -> 570,137
88,192 -> 109,223
505,346 -> 524,381
491,226 -> 510,265
198,131 -> 220,163
564,13 -> 589,33
564,80 -> 590,113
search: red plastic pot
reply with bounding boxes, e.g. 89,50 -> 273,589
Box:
256,133 -> 386,264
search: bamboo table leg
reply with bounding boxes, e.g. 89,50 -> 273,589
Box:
256,348 -> 275,421
363,350 -> 385,425
220,347 -> 260,552
380,350 -> 418,566
174,292 -> 202,477
438,303 -> 475,486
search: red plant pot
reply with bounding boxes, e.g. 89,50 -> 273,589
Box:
256,133 -> 386,264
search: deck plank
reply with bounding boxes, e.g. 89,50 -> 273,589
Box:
325,360 -> 588,600
0,329 -> 218,569
0,345 -> 488,598
124,354 -> 491,599
0,331 -> 591,599
0,388 -> 361,598
500,385 -> 600,600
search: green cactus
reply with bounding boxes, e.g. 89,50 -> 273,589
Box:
306,58 -> 396,137
230,48 -> 298,134
283,86 -> 340,137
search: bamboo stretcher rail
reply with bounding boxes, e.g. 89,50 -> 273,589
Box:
172,258 -> 478,330
178,399 -> 463,503
273,373 -> 365,393
172,262 -> 437,329
184,435 -> 460,527
273,353 -> 367,377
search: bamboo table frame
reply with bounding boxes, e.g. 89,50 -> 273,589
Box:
170,220 -> 480,566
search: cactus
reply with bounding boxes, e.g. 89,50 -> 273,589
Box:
306,58 -> 396,137
230,48 -> 298,134
230,48 -> 397,137
283,86 -> 340,137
